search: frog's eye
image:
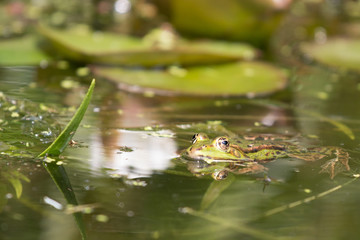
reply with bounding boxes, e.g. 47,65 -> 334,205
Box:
192,133 -> 209,144
216,137 -> 230,151
212,170 -> 228,180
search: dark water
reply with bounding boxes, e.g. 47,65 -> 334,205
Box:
1,64 -> 360,240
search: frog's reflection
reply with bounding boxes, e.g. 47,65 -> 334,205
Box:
186,159 -> 267,180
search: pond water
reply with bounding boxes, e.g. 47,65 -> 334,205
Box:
1,62 -> 360,240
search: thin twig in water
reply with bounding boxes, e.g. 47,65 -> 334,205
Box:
263,175 -> 359,217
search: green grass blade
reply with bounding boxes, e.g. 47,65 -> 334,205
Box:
2,171 -> 30,198
200,174 -> 235,210
181,207 -> 279,240
8,177 -> 22,198
43,161 -> 87,240
247,99 -> 355,140
38,79 -> 95,157
301,110 -> 355,140
37,80 -> 95,239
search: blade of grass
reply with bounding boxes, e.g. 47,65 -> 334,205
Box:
247,99 -> 355,140
43,161 -> 87,240
180,207 -> 281,240
299,110 -> 355,140
2,171 -> 30,198
38,79 -> 95,157
37,80 -> 95,240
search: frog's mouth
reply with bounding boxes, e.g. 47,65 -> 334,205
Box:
181,150 -> 252,164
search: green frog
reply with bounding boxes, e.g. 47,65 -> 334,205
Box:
181,133 -> 350,180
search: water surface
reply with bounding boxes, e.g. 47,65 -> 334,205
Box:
1,65 -> 360,240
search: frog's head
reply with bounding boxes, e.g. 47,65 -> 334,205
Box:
182,133 -> 250,163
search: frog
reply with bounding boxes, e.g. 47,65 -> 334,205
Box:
181,133 -> 350,180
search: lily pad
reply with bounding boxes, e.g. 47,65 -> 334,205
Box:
0,36 -> 50,66
301,38 -> 360,71
37,24 -> 258,67
171,0 -> 287,46
92,61 -> 287,96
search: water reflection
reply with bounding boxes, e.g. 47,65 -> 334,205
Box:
90,129 -> 177,179
91,91 -> 178,179
114,0 -> 131,14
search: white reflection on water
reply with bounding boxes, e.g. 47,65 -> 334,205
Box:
90,129 -> 177,179
114,0 -> 131,14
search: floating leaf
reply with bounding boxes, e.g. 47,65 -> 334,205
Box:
301,38 -> 360,71
37,24 -> 257,67
38,79 -> 95,157
0,36 -> 50,66
172,0 -> 286,46
92,61 -> 287,96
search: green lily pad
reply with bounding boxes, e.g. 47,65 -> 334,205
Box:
171,0 -> 287,46
92,61 -> 287,96
301,38 -> 360,71
37,24 -> 258,67
0,36 -> 50,66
